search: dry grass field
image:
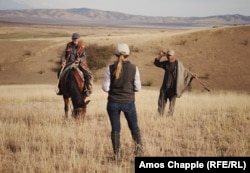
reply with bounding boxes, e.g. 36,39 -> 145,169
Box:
0,23 -> 250,172
0,85 -> 249,173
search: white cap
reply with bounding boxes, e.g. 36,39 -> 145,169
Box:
166,50 -> 175,56
115,43 -> 130,56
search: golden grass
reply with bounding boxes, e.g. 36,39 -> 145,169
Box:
0,84 -> 249,173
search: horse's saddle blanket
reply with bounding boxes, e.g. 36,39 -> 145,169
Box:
61,63 -> 84,81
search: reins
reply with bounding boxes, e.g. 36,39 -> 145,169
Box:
55,65 -> 65,93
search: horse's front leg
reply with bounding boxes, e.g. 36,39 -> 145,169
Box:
64,97 -> 70,119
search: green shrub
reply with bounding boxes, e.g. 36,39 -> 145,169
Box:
241,40 -> 248,46
86,44 -> 114,70
24,50 -> 32,56
38,70 -> 45,74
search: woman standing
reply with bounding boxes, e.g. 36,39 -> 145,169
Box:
102,43 -> 143,161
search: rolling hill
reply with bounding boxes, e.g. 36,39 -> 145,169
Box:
0,24 -> 249,92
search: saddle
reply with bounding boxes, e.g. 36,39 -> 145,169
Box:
61,62 -> 84,82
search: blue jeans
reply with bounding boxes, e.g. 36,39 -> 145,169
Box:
107,101 -> 139,133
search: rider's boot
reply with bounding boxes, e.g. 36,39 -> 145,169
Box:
57,82 -> 63,95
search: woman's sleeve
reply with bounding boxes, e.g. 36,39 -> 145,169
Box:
134,66 -> 142,92
102,66 -> 111,92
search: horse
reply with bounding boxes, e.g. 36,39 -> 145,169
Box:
60,63 -> 90,122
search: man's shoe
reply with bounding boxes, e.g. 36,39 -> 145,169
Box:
56,89 -> 63,95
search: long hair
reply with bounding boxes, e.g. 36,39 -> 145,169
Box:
113,53 -> 128,79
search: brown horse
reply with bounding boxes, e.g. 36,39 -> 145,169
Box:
60,63 -> 90,122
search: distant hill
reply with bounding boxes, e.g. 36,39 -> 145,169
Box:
0,8 -> 250,27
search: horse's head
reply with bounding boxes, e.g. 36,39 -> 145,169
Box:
72,99 -> 91,122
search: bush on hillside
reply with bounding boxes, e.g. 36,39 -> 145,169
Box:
86,44 -> 114,70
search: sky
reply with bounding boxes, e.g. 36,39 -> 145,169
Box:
0,0 -> 250,17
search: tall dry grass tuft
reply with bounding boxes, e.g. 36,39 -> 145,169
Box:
0,85 -> 249,172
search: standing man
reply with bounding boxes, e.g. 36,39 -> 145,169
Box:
154,50 -> 197,116
57,32 -> 93,96
102,43 -> 143,161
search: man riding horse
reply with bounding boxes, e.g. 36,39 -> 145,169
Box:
57,33 -> 93,96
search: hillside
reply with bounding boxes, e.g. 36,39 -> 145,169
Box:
0,8 -> 250,27
0,24 -> 249,92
